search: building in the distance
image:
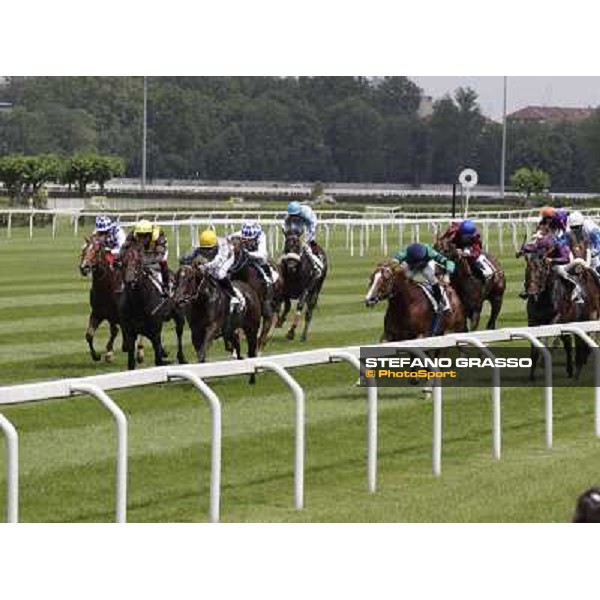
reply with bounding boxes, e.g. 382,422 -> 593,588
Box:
507,105 -> 596,124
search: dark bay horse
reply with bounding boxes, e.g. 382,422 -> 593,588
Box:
277,233 -> 327,341
520,250 -> 599,379
229,240 -> 283,352
79,236 -> 122,362
119,243 -> 187,370
434,238 -> 505,330
173,264 -> 261,383
364,260 -> 466,341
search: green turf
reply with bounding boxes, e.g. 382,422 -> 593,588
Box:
0,220 -> 598,522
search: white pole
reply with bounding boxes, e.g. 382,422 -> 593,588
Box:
142,76 -> 147,190
167,370 -> 222,523
69,383 -> 128,523
432,380 -> 442,476
0,414 -> 18,523
254,362 -> 305,509
329,351 -> 378,493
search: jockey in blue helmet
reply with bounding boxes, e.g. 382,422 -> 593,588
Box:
393,242 -> 456,317
284,201 -> 323,275
93,215 -> 126,266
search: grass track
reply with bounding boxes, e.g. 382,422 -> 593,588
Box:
0,222 -> 598,522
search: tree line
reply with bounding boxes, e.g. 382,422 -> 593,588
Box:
1,76 -> 600,191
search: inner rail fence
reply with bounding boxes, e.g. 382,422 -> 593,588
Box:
1,320 -> 600,523
5,207 -> 600,259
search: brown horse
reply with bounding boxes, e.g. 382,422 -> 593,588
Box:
434,238 -> 505,330
79,236 -> 122,362
364,260 -> 466,341
173,264 -> 261,383
276,233 -> 327,341
229,237 -> 283,352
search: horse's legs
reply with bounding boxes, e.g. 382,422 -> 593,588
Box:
562,334 -> 574,378
277,298 -> 292,328
85,314 -> 102,362
246,328 -> 258,385
469,310 -> 482,331
136,336 -> 145,364
485,293 -> 504,330
300,296 -> 317,342
122,330 -> 137,370
288,291 -> 309,340
149,331 -> 169,367
104,321 -> 119,363
174,313 -> 187,364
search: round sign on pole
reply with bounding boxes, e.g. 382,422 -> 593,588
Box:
459,168 -> 478,189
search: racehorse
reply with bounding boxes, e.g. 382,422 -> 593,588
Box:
229,238 -> 283,352
520,250 -> 599,379
119,243 -> 187,370
434,237 -> 505,330
364,260 -> 467,341
79,236 -> 122,362
276,232 -> 327,341
173,263 -> 261,383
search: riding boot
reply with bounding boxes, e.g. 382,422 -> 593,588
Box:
220,277 -> 244,312
160,264 -> 170,297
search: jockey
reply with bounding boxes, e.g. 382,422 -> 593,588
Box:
229,221 -> 275,309
568,211 -> 600,273
393,243 -> 456,314
519,229 -> 584,303
440,219 -> 494,281
284,201 -> 324,276
181,229 -> 245,312
93,215 -> 126,266
126,219 -> 170,295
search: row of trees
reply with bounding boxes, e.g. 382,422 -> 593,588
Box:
1,76 -> 600,190
0,154 -> 125,205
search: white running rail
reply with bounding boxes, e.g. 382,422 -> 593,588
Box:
1,320 -> 599,523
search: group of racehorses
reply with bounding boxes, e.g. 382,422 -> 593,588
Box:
80,223 -> 600,382
79,229 -> 328,377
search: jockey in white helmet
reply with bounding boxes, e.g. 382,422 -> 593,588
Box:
93,215 -> 126,266
284,201 -> 324,275
229,221 -> 275,308
568,211 -> 600,274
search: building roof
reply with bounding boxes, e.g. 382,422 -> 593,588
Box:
507,105 -> 595,123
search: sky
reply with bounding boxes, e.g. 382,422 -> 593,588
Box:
410,76 -> 600,121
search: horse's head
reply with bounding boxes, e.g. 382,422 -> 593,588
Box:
283,232 -> 302,256
173,265 -> 202,306
524,252 -> 552,299
365,260 -> 400,307
79,236 -> 105,276
120,242 -> 144,287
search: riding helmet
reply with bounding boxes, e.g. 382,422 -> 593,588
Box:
134,219 -> 153,235
95,215 -> 112,232
406,243 -> 428,263
199,229 -> 218,247
287,201 -> 302,215
539,206 -> 555,218
241,222 -> 261,240
459,219 -> 477,235
568,211 -> 584,228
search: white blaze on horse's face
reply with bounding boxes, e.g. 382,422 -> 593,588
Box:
365,272 -> 382,306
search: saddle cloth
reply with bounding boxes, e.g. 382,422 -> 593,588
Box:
417,282 -> 439,313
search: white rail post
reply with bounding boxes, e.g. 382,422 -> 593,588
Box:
29,212 -> 34,239
329,351 -> 378,493
509,330 -> 553,449
175,223 -> 181,259
254,361 -> 305,509
457,338 -> 502,460
390,345 -> 444,476
560,326 -> 600,437
52,213 -> 58,238
0,414 -> 18,523
166,369 -> 222,523
7,211 -> 12,238
359,224 -> 365,257
69,383 -> 128,523
325,224 -> 330,251
350,225 -> 355,257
